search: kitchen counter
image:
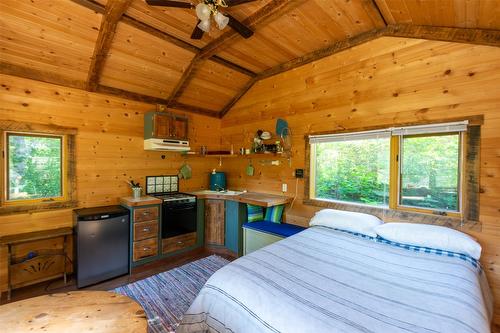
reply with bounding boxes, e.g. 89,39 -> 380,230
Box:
120,196 -> 162,207
188,191 -> 293,207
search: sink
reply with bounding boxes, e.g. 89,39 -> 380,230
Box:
196,190 -> 245,196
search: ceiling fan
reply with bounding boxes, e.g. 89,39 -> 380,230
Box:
145,0 -> 256,40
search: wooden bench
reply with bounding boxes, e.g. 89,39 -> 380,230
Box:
0,227 -> 72,300
242,221 -> 306,255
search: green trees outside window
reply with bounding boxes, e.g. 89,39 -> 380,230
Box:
314,137 -> 390,207
400,134 -> 460,212
312,132 -> 461,212
7,134 -> 63,201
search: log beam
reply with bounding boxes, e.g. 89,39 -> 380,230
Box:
86,0 -> 132,91
171,0 -> 307,108
220,25 -> 500,117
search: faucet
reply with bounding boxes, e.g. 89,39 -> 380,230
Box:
214,184 -> 226,192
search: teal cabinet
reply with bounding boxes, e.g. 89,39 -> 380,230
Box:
225,201 -> 246,256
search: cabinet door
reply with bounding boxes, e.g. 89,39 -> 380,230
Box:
171,115 -> 188,140
153,113 -> 172,138
204,199 -> 225,246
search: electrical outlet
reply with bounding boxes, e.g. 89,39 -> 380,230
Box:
282,183 -> 288,192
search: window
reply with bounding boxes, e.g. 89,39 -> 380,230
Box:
1,123 -> 76,214
7,133 -> 64,202
399,133 -> 461,212
312,135 -> 390,207
309,121 -> 468,215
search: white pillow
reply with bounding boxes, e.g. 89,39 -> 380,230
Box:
309,209 -> 383,237
374,223 -> 482,260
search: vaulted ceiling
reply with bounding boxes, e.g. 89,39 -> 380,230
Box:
1,0 -> 499,118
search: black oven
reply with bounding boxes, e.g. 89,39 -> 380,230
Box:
161,200 -> 197,238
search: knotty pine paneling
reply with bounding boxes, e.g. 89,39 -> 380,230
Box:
221,37 -> 500,326
99,22 -> 195,99
176,59 -> 255,111
0,74 -> 222,292
215,0 -> 381,72
375,0 -> 500,29
0,0 -> 101,82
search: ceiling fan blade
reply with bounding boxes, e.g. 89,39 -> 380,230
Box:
226,14 -> 254,39
225,0 -> 257,6
145,0 -> 193,8
191,21 -> 204,39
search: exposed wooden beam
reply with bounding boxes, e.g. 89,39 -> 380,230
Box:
96,85 -> 218,117
385,24 -> 500,47
87,0 -> 132,91
70,0 -> 105,13
121,14 -> 199,53
199,0 -> 308,59
168,101 -> 218,116
0,62 -> 87,90
361,0 -> 387,28
258,28 -> 386,80
0,63 -> 219,117
72,0 -> 256,76
211,56 -> 256,77
171,0 -> 307,109
219,24 -> 500,118
218,77 -> 258,118
166,54 -> 205,105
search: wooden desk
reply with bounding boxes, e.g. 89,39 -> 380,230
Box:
0,227 -> 73,300
0,291 -> 147,332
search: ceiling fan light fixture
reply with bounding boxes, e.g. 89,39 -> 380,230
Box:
214,11 -> 229,30
197,18 -> 211,32
195,3 -> 211,21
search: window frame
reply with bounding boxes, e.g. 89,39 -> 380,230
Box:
0,122 -> 77,214
309,136 -> 391,209
392,132 -> 464,217
306,117 -> 481,221
4,131 -> 67,205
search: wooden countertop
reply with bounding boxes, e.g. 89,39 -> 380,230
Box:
189,191 -> 293,207
120,196 -> 162,207
0,291 -> 147,332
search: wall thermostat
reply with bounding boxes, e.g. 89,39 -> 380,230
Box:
295,169 -> 304,178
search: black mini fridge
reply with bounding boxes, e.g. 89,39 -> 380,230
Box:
74,205 -> 130,288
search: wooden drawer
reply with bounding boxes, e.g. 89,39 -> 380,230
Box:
133,220 -> 158,241
133,206 -> 159,223
133,238 -> 158,262
162,232 -> 196,254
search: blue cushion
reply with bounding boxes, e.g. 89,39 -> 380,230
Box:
243,221 -> 306,238
264,205 -> 284,223
247,204 -> 264,222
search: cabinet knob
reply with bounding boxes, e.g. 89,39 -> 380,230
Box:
143,247 -> 150,251
177,241 -> 183,244
143,228 -> 150,232
142,211 -> 150,216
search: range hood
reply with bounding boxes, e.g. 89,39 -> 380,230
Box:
144,138 -> 191,151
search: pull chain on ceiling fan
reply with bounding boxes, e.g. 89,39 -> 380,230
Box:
145,0 -> 256,40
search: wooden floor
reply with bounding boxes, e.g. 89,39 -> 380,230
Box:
0,246 -> 235,305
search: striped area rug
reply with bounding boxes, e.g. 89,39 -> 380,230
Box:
113,255 -> 229,333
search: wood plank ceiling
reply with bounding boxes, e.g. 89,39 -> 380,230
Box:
0,0 -> 499,118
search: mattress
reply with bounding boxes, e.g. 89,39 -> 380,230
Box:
177,226 -> 493,333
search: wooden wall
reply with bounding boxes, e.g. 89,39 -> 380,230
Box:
221,37 -> 500,326
0,74 -> 221,291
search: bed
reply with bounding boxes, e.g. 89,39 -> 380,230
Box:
177,226 -> 493,333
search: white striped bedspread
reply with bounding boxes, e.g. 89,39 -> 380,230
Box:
177,226 -> 493,333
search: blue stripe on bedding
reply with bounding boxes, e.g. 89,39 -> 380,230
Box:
177,226 -> 493,333
326,227 -> 481,270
